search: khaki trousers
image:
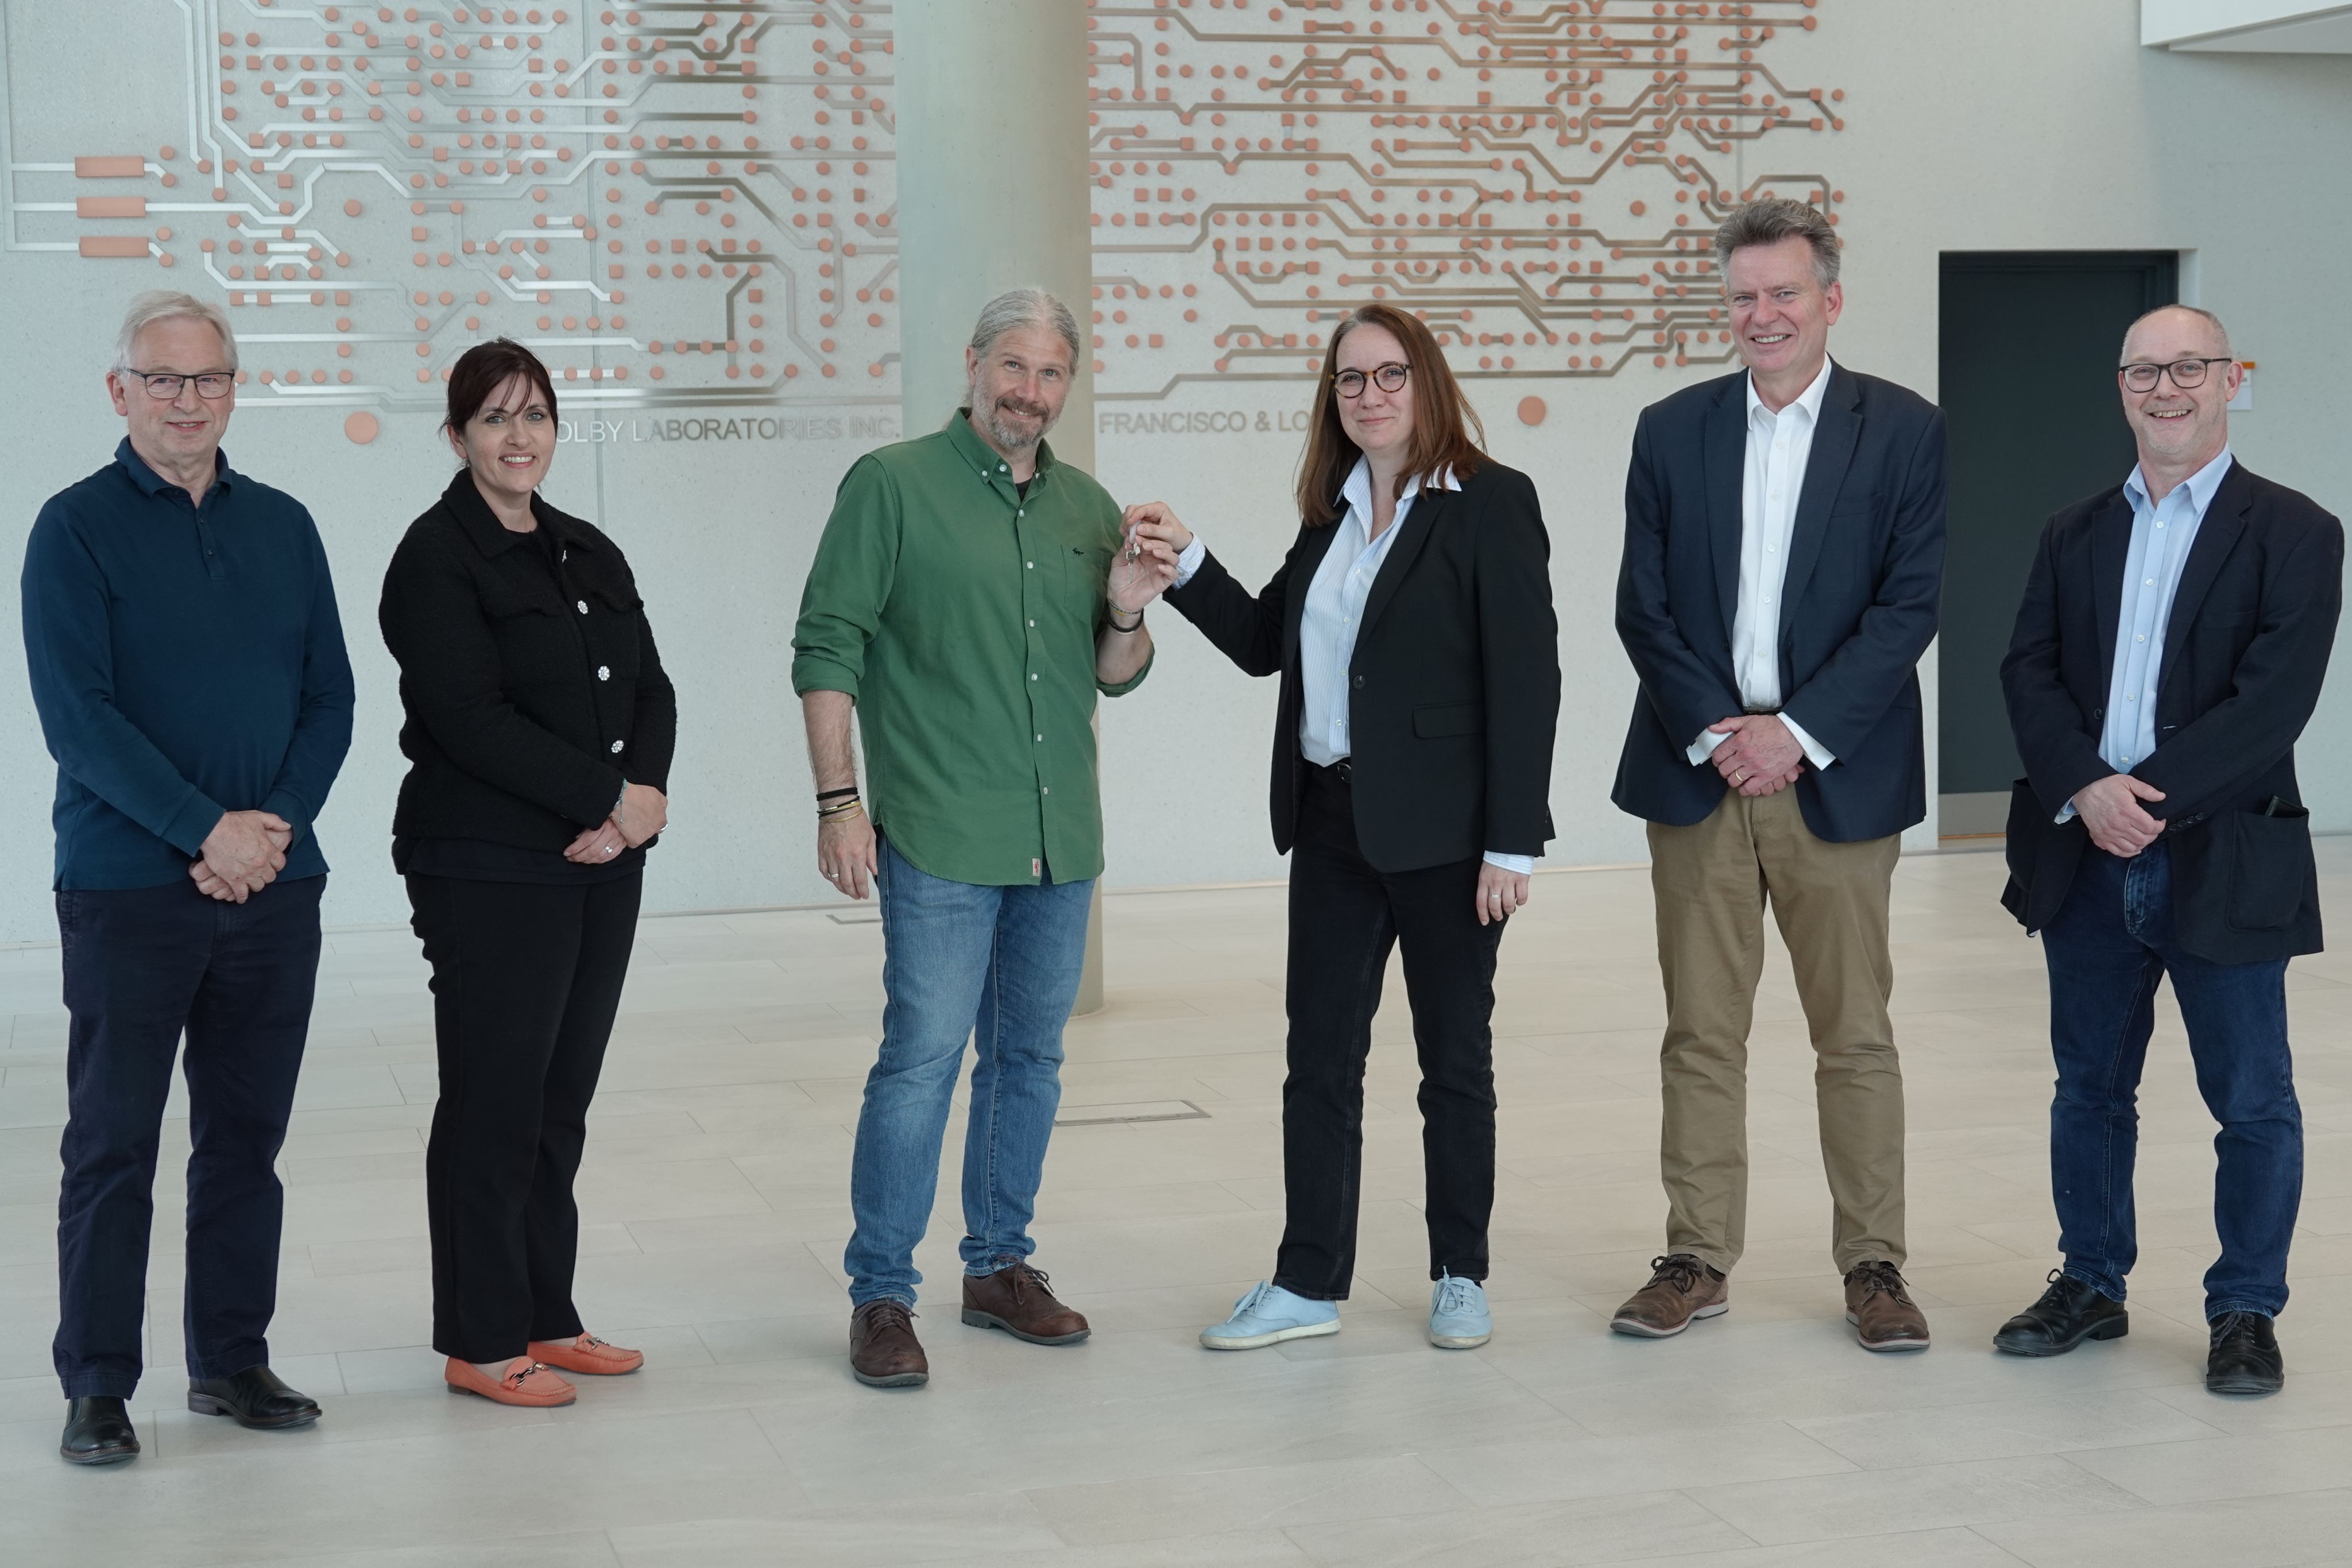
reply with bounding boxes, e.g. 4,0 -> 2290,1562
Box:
1647,787 -> 1905,1275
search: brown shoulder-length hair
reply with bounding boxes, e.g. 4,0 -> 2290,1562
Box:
1295,303 -> 1486,526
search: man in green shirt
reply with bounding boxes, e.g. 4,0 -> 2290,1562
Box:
792,288 -> 1177,1389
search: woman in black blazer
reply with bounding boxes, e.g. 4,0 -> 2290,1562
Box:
378,339 -> 676,1408
1127,303 -> 1560,1352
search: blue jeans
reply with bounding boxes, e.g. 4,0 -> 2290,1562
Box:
844,837 -> 1093,1308
55,876 -> 324,1397
2040,839 -> 2300,1319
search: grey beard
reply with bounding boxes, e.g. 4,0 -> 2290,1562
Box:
973,393 -> 1057,455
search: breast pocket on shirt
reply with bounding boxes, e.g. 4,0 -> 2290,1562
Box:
587,584 -> 645,682
1063,540 -> 1113,627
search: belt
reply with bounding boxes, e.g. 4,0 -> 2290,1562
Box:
1743,705 -> 1781,717
1305,757 -> 1352,783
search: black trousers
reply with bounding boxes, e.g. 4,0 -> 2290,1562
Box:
53,875 -> 323,1398
1276,765 -> 1505,1300
407,871 -> 641,1363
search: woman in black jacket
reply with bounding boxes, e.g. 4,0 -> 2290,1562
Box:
1127,304 -> 1559,1353
379,339 -> 676,1408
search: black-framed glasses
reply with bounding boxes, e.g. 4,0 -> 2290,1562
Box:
121,369 -> 236,400
1332,362 -> 1410,398
2118,357 -> 2231,394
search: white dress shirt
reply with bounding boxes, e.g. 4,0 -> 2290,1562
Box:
1688,355 -> 1837,773
2055,444 -> 2234,823
1167,458 -> 1532,874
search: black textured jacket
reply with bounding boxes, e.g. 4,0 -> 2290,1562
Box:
1162,459 -> 1559,873
380,473 -> 676,850
2000,460 -> 2342,964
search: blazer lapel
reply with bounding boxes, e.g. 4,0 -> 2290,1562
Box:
1282,520 -> 1342,667
1705,382 -> 1746,646
1773,365 -> 1862,650
1357,483 -> 1447,644
2089,493 -> 2133,697
2157,461 -> 2252,685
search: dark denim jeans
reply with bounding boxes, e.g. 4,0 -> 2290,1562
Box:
2040,839 -> 2300,1319
54,875 -> 324,1398
843,836 -> 1094,1308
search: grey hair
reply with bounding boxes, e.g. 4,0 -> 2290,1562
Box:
968,287 -> 1081,367
2121,304 -> 2231,361
113,290 -> 239,372
1713,198 -> 1840,289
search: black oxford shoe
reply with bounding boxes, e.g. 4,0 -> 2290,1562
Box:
187,1365 -> 322,1430
1993,1269 -> 2129,1357
2206,1311 -> 2285,1396
60,1397 -> 139,1465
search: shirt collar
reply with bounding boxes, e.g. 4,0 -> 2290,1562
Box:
2124,444 -> 2234,518
947,409 -> 1057,487
1745,354 -> 1835,428
441,467 -> 578,557
116,437 -> 232,498
1336,456 -> 1461,522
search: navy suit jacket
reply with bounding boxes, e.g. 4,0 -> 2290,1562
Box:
1999,462 -> 2342,964
1611,363 -> 1949,843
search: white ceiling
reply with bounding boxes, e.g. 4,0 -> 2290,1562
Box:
2143,0 -> 2352,51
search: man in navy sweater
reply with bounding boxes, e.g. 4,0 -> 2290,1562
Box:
22,292 -> 354,1465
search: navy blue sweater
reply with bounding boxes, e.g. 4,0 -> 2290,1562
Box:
22,440 -> 355,890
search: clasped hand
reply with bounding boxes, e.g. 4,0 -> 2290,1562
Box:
1708,714 -> 1805,797
188,810 -> 293,903
563,782 -> 669,865
2071,773 -> 2167,858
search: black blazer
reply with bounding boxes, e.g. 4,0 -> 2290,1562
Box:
1162,460 -> 1559,873
1612,363 -> 1948,843
380,473 -> 677,850
1999,460 -> 2342,963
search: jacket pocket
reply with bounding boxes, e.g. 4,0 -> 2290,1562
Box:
1413,700 -> 1483,738
2227,805 -> 2314,932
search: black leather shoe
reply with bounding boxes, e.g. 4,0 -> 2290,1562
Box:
60,1397 -> 139,1465
187,1365 -> 322,1429
2207,1311 -> 2284,1396
1993,1269 -> 2129,1357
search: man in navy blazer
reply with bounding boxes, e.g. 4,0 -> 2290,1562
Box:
1610,200 -> 1948,1352
1994,305 -> 2342,1397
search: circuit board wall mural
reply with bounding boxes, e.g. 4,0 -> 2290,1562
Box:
2,0 -> 899,432
3,1 -> 1844,436
1083,0 -> 1847,415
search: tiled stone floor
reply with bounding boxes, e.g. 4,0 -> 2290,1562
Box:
5,842 -> 2352,1565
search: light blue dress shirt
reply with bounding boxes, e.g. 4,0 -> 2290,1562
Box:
2056,445 -> 2233,823
1167,458 -> 1531,873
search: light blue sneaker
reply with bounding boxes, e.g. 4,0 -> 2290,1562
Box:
1200,1281 -> 1340,1350
1429,1272 -> 1491,1349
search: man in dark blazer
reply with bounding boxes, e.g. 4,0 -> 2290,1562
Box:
1995,304 -> 2341,1397
1610,199 -> 1948,1352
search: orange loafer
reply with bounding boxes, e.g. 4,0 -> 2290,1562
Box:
525,1332 -> 644,1376
443,1356 -> 577,1407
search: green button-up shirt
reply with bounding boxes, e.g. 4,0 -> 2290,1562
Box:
791,415 -> 1149,886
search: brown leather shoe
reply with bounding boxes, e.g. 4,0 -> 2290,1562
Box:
850,1299 -> 929,1388
961,1260 -> 1090,1345
1611,1253 -> 1730,1338
1845,1260 -> 1931,1352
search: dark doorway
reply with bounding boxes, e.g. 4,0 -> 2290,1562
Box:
1937,251 -> 2178,834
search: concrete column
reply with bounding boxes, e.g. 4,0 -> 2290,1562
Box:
895,0 -> 1105,1014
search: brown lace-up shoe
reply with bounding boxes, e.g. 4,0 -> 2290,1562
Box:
1844,1260 -> 1931,1352
1611,1253 -> 1730,1338
850,1299 -> 929,1388
962,1260 -> 1091,1345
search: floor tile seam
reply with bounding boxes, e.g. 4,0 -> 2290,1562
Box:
2057,1427 -> 2352,1504
1956,1523 -> 2042,1567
